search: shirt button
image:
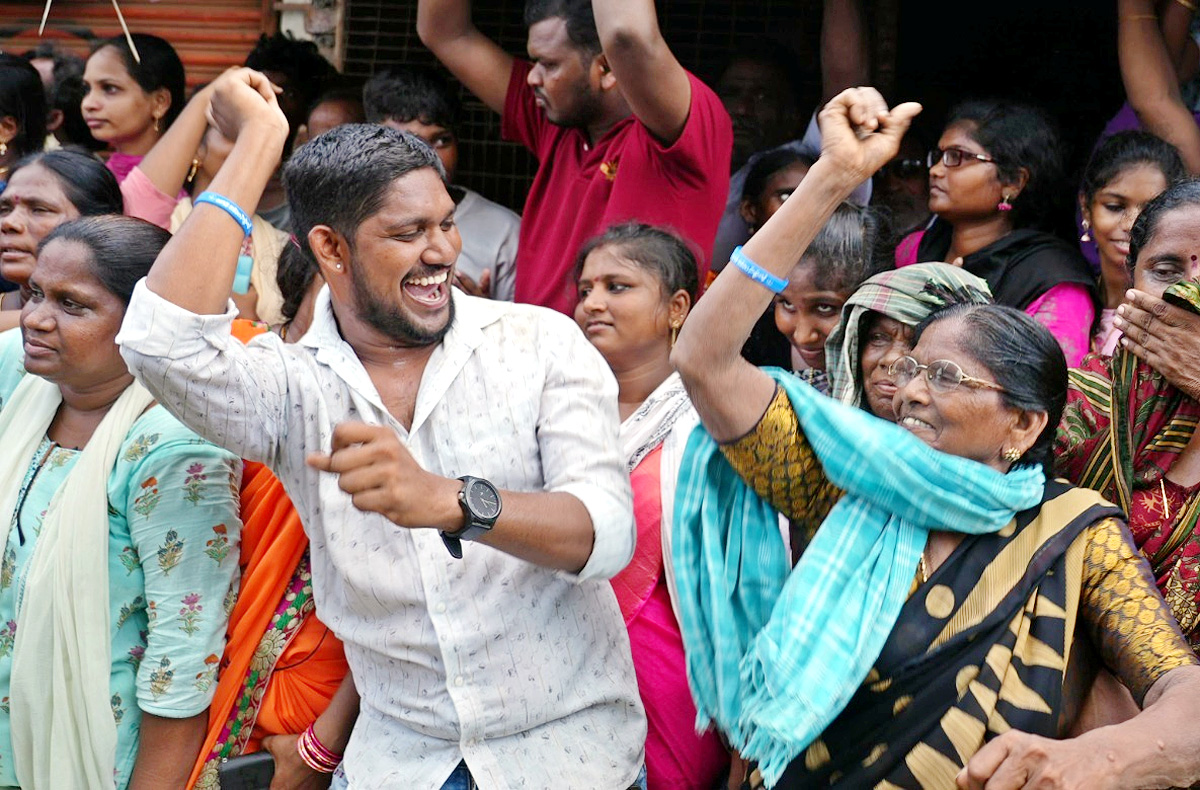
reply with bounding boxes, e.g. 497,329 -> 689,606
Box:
454,675 -> 465,687
435,602 -> 447,614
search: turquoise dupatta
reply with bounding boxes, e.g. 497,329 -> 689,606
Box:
671,369 -> 1044,786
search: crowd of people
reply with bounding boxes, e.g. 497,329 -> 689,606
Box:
5,0 -> 1200,788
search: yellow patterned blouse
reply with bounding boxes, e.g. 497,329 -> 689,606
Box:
720,387 -> 1198,703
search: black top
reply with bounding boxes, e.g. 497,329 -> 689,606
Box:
916,219 -> 1097,310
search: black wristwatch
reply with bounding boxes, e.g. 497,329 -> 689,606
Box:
440,476 -> 502,559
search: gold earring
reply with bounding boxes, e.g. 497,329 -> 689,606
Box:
0,142 -> 7,157
1080,219 -> 1091,243
186,157 -> 200,185
670,321 -> 680,348
1003,447 -> 1021,462
153,116 -> 161,133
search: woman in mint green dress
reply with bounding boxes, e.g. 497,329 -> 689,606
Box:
0,215 -> 241,789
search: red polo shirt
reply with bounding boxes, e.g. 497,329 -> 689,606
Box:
502,60 -> 732,315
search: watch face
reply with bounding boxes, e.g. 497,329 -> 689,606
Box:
466,479 -> 502,520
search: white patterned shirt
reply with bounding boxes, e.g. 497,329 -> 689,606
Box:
117,283 -> 646,790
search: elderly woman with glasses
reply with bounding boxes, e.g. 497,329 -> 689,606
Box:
671,87 -> 1200,790
895,100 -> 1097,366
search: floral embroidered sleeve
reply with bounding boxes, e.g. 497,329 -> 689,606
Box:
119,409 -> 243,718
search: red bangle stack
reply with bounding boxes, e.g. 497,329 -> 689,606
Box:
297,724 -> 342,774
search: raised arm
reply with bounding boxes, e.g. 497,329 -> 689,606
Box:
143,70 -> 288,315
1119,0 -> 1200,173
672,88 -> 920,441
417,0 -> 514,115
593,0 -> 692,144
821,0 -> 869,103
1160,0 -> 1198,82
135,81 -> 215,202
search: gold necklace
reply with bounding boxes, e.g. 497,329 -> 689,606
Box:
918,549 -> 930,584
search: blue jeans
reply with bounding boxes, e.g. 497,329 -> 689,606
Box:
332,762 -> 648,789
438,762 -> 648,790
438,762 -> 474,790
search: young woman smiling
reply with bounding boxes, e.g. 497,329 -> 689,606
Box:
1079,131 -> 1184,355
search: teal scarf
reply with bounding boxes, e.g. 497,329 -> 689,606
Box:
671,369 -> 1044,787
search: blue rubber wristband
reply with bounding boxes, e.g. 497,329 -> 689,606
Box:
730,246 -> 788,294
194,191 -> 253,236
232,254 -> 253,294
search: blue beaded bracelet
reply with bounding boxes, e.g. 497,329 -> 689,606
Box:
730,246 -> 788,294
194,191 -> 253,237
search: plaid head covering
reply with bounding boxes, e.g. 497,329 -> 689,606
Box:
826,263 -> 993,409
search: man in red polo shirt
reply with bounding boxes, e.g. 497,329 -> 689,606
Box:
417,0 -> 732,315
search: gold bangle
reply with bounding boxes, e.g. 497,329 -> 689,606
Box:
1177,0 -> 1198,14
1122,13 -> 1158,20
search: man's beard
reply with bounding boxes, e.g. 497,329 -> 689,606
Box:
545,85 -> 606,131
351,264 -> 455,347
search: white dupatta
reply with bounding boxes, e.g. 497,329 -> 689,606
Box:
619,372 -> 698,625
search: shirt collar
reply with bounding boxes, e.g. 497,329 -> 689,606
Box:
298,285 -> 507,433
299,285 -> 504,351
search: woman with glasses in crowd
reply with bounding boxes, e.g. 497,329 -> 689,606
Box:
823,261 -> 992,423
897,100 -> 1097,365
671,86 -> 1200,790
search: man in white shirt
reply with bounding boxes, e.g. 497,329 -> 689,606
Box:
117,70 -> 645,790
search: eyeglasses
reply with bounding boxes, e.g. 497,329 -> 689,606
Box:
888,355 -> 1007,394
927,147 -> 995,169
880,158 -> 927,181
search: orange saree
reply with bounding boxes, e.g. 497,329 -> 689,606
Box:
188,321 -> 349,789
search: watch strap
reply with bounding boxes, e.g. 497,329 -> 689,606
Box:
441,476 -> 500,559
440,522 -> 493,559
